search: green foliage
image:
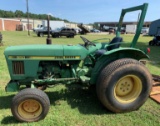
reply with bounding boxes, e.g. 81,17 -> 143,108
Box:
0,9 -> 69,22
0,31 -> 159,126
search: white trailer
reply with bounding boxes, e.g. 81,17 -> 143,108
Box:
126,25 -> 137,34
42,20 -> 65,31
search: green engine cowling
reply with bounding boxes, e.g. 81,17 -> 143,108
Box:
4,44 -> 88,79
4,43 -> 103,91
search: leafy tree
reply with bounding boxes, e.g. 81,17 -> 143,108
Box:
0,9 -> 70,22
15,10 -> 24,18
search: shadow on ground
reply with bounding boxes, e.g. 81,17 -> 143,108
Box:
47,85 -> 112,115
0,84 -> 113,125
1,116 -> 19,125
0,94 -> 14,109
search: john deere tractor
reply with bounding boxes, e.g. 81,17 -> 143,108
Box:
4,3 -> 152,122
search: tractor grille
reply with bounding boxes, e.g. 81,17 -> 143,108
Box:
12,61 -> 24,75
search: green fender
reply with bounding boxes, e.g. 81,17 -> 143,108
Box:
90,48 -> 149,84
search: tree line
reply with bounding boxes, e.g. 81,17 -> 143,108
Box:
0,10 -> 69,22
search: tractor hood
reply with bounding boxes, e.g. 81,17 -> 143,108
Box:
4,44 -> 91,60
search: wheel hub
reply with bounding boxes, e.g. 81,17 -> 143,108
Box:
22,100 -> 40,113
18,99 -> 42,119
116,78 -> 133,96
114,75 -> 142,103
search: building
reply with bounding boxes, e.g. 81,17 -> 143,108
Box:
0,17 -> 93,32
20,19 -> 33,31
94,21 -> 151,31
0,18 -> 21,31
148,19 -> 160,36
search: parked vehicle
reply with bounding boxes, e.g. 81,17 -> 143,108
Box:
74,28 -> 81,34
91,29 -> 101,33
51,27 -> 76,38
149,27 -> 160,46
33,24 -> 43,32
126,25 -> 137,34
77,23 -> 90,34
121,29 -> 126,34
149,35 -> 160,46
109,28 -> 115,34
4,3 -> 151,123
42,20 -> 65,31
35,26 -> 52,37
141,27 -> 149,34
103,26 -> 109,31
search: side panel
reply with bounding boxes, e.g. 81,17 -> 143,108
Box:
63,45 -> 88,60
6,57 -> 40,80
90,49 -> 149,84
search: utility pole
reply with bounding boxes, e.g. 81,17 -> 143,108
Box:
46,15 -> 52,44
26,0 -> 30,36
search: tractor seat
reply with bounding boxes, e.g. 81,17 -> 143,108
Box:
96,37 -> 123,56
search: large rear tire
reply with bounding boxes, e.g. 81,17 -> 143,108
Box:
96,58 -> 152,113
11,88 -> 50,122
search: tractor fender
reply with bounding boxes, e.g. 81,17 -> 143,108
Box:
90,48 -> 149,84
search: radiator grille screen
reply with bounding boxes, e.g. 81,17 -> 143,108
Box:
12,61 -> 24,74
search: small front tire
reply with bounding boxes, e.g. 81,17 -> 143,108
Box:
11,88 -> 50,122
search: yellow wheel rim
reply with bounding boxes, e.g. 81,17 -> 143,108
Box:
18,99 -> 42,119
114,75 -> 142,104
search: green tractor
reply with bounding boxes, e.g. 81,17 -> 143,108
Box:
4,3 -> 152,122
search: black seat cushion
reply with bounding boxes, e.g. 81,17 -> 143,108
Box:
107,37 -> 123,51
95,37 -> 123,57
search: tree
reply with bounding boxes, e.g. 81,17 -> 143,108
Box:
15,10 -> 24,18
0,9 -> 70,22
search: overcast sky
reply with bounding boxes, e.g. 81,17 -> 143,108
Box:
0,0 -> 159,24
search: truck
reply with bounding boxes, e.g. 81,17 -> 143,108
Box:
34,21 -> 66,37
77,23 -> 90,34
35,26 -> 52,37
126,24 -> 137,34
51,27 -> 76,38
42,20 -> 65,31
4,3 -> 151,123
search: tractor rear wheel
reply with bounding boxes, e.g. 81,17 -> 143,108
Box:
96,58 -> 152,113
11,88 -> 50,122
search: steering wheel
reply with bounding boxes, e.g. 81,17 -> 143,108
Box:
80,36 -> 96,47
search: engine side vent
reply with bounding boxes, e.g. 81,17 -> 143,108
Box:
12,61 -> 24,75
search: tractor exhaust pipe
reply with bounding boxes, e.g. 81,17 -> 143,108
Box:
46,15 -> 52,44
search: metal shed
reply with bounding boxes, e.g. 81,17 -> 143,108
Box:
149,19 -> 160,36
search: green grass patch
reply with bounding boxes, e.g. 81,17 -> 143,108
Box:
0,31 -> 160,126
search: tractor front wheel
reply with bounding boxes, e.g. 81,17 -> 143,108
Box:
96,58 -> 152,113
11,88 -> 50,122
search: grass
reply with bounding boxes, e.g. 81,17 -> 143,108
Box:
0,31 -> 160,126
